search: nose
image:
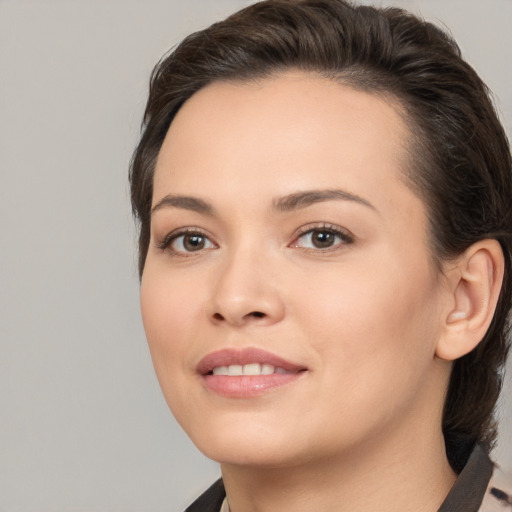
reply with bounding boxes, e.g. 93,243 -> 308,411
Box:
206,247 -> 285,327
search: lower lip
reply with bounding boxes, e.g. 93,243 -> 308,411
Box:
202,373 -> 304,398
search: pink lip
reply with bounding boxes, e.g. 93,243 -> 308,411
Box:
197,347 -> 305,375
197,348 -> 307,398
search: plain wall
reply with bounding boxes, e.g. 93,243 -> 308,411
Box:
0,0 -> 510,510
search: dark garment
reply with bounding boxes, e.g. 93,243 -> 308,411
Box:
438,444 -> 493,512
185,479 -> 225,512
184,444 -> 500,512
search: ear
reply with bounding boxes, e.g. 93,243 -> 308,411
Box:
436,240 -> 505,361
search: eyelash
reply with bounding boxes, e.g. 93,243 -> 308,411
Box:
156,228 -> 216,256
156,223 -> 354,256
290,223 -> 354,252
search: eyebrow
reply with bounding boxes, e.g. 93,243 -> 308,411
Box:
151,188 -> 376,216
273,189 -> 376,212
151,195 -> 214,216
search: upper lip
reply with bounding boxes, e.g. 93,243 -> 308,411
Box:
197,347 -> 307,375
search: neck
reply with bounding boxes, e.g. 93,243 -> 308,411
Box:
221,410 -> 456,512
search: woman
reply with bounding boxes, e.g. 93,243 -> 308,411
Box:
130,1 -> 512,510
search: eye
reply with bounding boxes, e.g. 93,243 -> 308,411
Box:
173,233 -> 214,252
291,225 -> 353,251
158,229 -> 216,255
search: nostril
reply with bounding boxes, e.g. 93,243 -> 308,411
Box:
210,310 -> 267,324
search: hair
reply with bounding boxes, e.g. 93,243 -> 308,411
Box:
129,0 -> 512,472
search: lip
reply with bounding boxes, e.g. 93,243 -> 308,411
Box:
197,347 -> 305,375
197,347 -> 307,398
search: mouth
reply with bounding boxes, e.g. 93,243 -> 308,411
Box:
197,348 -> 307,398
211,363 -> 297,376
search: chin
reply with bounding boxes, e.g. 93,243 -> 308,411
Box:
184,417 -> 309,468
202,444 -> 303,469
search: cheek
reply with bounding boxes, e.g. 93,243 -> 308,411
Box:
140,267 -> 203,375
298,258 -> 440,391
292,263 -> 442,447
139,265 -> 214,430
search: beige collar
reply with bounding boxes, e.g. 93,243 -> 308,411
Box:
220,496 -> 230,512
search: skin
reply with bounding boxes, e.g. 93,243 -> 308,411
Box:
141,72 -> 460,511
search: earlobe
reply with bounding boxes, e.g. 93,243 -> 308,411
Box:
436,240 -> 504,361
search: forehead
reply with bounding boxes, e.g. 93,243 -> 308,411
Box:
153,71 -> 416,217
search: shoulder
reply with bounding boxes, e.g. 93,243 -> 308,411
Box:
184,479 -> 226,512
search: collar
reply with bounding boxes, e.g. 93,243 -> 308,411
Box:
438,444 -> 494,512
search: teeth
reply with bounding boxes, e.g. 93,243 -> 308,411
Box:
211,363 -> 290,376
212,366 -> 228,376
243,363 -> 261,376
228,365 -> 243,376
261,364 -> 274,375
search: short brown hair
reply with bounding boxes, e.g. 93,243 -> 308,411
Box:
130,0 -> 512,472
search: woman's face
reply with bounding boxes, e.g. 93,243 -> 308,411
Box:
141,72 -> 451,467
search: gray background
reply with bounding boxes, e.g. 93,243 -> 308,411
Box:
0,0 -> 510,510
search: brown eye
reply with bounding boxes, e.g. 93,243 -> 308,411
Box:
293,227 -> 352,250
183,234 -> 206,251
169,232 -> 215,253
311,231 -> 336,248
